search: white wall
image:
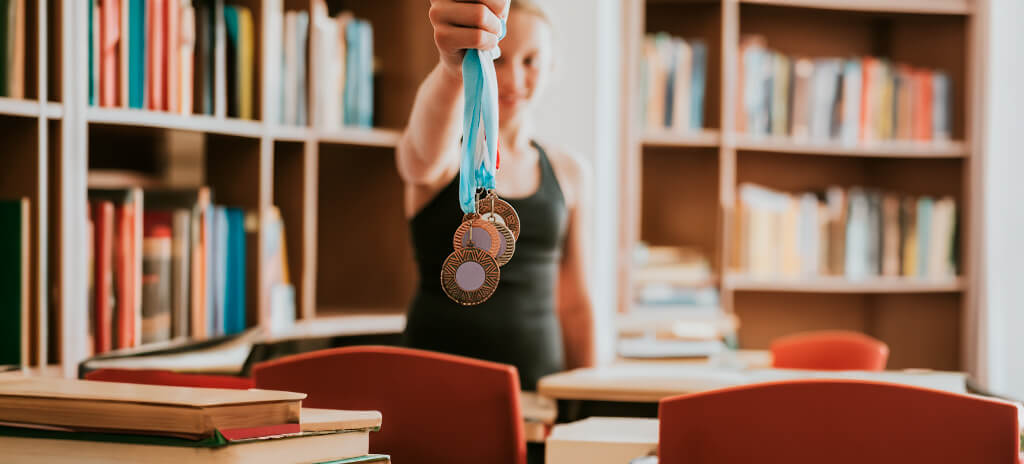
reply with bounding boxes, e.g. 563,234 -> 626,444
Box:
981,0 -> 1024,398
530,0 -> 622,365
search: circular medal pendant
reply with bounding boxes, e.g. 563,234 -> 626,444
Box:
441,247 -> 500,306
477,196 -> 521,240
453,216 -> 501,257
492,221 -> 516,267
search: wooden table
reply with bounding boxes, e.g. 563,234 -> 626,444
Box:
538,356 -> 967,403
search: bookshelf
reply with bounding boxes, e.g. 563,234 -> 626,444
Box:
620,0 -> 983,371
0,0 -> 443,378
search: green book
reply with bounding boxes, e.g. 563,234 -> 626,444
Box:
0,0 -> 8,96
0,198 -> 28,366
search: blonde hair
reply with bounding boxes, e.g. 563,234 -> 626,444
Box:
511,0 -> 552,26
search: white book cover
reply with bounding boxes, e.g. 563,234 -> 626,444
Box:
844,188 -> 870,279
295,12 -> 309,126
179,4 -> 195,115
670,38 -> 691,132
282,11 -> 296,125
798,192 -> 820,276
840,59 -> 862,147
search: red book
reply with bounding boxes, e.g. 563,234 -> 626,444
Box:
115,203 -> 136,349
166,0 -> 180,113
147,0 -> 167,110
99,0 -> 121,107
92,201 -> 115,354
859,57 -> 876,142
913,70 -> 933,142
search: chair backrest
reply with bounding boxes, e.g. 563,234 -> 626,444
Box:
771,330 -> 889,371
658,380 -> 1020,464
84,368 -> 254,389
251,346 -> 526,464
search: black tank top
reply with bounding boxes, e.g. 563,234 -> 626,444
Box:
404,141 -> 569,389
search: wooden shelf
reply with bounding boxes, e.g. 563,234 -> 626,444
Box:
724,274 -> 964,293
317,127 -> 402,148
86,107 -> 264,138
270,125 -> 311,142
732,135 -> 968,158
0,98 -> 45,118
739,0 -> 971,15
642,129 -> 720,148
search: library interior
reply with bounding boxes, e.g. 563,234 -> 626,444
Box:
0,0 -> 1023,462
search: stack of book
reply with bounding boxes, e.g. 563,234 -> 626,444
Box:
736,35 -> 952,145
87,188 -> 294,354
0,198 -> 29,368
623,244 -> 728,359
88,0 -> 257,120
311,0 -> 374,129
0,0 -> 28,98
734,183 -> 959,280
278,10 -> 309,126
0,377 -> 389,463
640,33 -> 707,133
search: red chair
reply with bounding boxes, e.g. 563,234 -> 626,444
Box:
771,330 -> 889,371
252,346 -> 526,464
84,368 -> 254,389
658,379 -> 1020,464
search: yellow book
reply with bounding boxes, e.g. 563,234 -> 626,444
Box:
902,196 -> 918,276
237,7 -> 254,119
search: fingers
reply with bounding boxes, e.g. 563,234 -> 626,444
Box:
434,25 -> 499,53
430,1 -> 503,36
431,0 -> 508,20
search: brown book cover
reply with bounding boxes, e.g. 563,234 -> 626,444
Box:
826,187 -> 847,276
901,196 -> 918,276
0,378 -> 304,439
91,201 -> 115,354
790,57 -> 813,139
142,212 -> 174,344
881,193 -> 901,276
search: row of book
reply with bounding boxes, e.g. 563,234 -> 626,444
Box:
640,33 -> 707,133
311,1 -> 374,128
87,188 -> 294,354
734,183 -> 958,280
737,35 -> 952,145
0,377 -> 388,463
88,0 -> 257,119
0,198 -> 28,368
0,0 -> 27,98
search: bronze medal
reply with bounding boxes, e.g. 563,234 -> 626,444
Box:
478,193 -> 520,240
453,215 -> 501,258
441,247 -> 500,306
491,221 -> 516,266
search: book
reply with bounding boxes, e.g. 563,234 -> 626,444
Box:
89,0 -> 99,105
128,0 -> 145,108
901,196 -> 918,277
90,188 -> 144,349
881,193 -> 901,276
147,0 -> 166,110
100,0 -> 120,106
142,212 -> 173,344
8,0 -> 24,98
178,3 -> 195,114
0,199 -> 29,367
120,0 -> 130,106
223,5 -> 238,118
0,377 -> 304,439
170,210 -> 191,338
546,418 -> 658,464
166,0 -> 180,113
916,197 -> 934,278
223,5 -> 253,119
91,201 -> 115,354
689,40 -> 707,130
224,208 -> 246,335
195,1 -> 213,114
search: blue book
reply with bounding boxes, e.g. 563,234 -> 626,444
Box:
663,36 -> 676,128
343,19 -> 360,126
360,20 -> 374,127
689,40 -> 707,130
916,197 -> 934,278
224,208 -> 246,335
128,0 -> 146,108
88,0 -> 95,106
223,6 -> 240,118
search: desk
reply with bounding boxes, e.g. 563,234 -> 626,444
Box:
539,361 -> 967,403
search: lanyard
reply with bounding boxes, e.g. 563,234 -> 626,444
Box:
459,4 -> 509,214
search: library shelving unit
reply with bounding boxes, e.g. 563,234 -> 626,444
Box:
619,0 -> 983,371
21,0 -> 440,377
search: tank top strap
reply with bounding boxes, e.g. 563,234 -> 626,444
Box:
530,140 -> 566,206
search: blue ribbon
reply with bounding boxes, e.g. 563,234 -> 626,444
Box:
459,7 -> 507,214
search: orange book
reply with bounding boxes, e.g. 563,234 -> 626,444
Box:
166,0 -> 180,113
100,0 -> 120,107
91,202 -> 115,354
858,57 -> 876,142
913,70 -> 933,141
115,203 -> 134,348
147,0 -> 166,110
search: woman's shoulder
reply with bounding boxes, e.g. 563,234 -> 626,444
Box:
536,140 -> 590,208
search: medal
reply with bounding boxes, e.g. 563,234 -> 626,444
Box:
441,247 -> 500,306
453,214 -> 501,257
477,190 -> 521,240
441,0 -> 511,306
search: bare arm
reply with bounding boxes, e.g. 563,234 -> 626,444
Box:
557,156 -> 596,369
396,0 -> 507,188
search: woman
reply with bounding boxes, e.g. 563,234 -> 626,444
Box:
398,0 -> 594,389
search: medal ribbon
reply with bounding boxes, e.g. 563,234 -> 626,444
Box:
459,3 -> 509,214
